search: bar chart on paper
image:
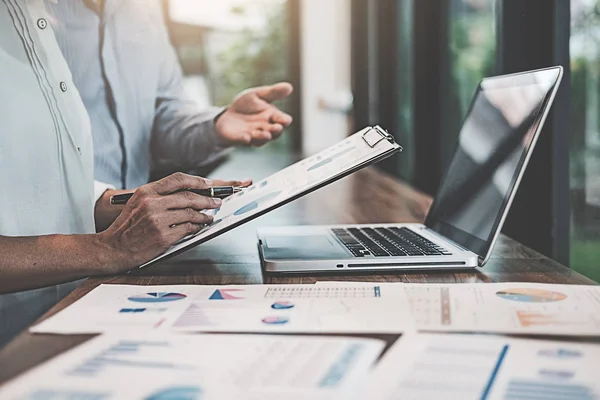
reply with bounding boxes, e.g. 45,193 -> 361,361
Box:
170,284 -> 410,333
370,335 -> 509,400
0,333 -> 386,400
263,286 -> 382,299
68,340 -> 193,377
398,283 -> 600,335
502,380 -> 594,400
366,334 -> 600,400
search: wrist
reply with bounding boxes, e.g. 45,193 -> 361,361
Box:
95,189 -> 126,232
213,107 -> 228,125
213,107 -> 234,147
94,231 -> 131,274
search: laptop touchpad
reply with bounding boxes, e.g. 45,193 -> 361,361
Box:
264,235 -> 347,259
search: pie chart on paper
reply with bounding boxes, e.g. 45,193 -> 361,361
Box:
496,288 -> 567,303
128,292 -> 187,303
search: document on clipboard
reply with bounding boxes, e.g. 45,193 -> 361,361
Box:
139,126 -> 402,269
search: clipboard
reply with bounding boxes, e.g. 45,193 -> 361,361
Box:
138,125 -> 402,269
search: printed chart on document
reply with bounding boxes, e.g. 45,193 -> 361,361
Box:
143,127 -> 399,266
366,333 -> 600,400
315,281 -> 600,335
0,333 -> 385,400
173,285 -> 396,333
405,283 -> 600,335
31,283 -> 412,335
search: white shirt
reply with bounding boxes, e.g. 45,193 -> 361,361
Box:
0,0 -> 95,347
47,0 -> 225,190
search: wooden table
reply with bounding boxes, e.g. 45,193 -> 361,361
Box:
0,149 -> 595,385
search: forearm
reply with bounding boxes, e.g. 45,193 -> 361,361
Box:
151,105 -> 228,172
2,173 -> 224,294
0,233 -> 118,294
151,13 -> 228,172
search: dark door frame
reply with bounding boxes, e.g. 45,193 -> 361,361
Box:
496,0 -> 571,265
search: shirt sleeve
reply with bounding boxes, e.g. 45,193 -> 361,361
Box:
150,8 -> 229,174
93,180 -> 115,204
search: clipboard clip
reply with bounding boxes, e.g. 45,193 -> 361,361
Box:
361,125 -> 396,148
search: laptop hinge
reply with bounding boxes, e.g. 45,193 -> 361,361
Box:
424,227 -> 484,267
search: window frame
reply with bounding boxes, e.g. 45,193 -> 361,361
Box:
351,0 -> 571,265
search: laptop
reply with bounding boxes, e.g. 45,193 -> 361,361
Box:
257,66 -> 563,273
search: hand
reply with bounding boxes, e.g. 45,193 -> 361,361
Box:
215,82 -> 294,147
98,172 -> 222,271
94,178 -> 252,233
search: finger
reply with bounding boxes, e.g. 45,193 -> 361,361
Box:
210,179 -> 253,187
157,191 -> 223,211
165,208 -> 214,227
252,122 -> 283,140
267,123 -> 285,138
149,172 -> 212,195
269,109 -> 293,126
167,222 -> 205,244
255,82 -> 293,103
235,131 -> 253,145
249,129 -> 272,145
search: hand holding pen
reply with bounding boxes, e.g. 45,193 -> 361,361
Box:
110,186 -> 244,205
98,174 -> 238,269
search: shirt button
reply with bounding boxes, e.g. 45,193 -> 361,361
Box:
59,82 -> 68,92
37,18 -> 47,30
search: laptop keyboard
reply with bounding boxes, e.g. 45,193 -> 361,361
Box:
332,227 -> 452,258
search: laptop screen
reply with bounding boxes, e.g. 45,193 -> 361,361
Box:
425,67 -> 562,260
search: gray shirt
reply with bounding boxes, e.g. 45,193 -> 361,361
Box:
46,0 -> 224,189
0,0 -> 94,347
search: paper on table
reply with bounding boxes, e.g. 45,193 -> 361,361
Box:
141,126 -> 401,268
31,283 -> 414,335
404,282 -> 600,336
316,281 -> 600,336
365,332 -> 600,400
0,333 -> 385,400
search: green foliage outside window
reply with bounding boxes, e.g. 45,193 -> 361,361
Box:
211,3 -> 291,151
446,7 -> 496,167
570,1 -> 600,282
212,5 -> 288,107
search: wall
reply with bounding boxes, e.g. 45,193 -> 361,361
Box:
300,0 -> 352,155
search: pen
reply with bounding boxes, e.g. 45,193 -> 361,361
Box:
110,186 -> 243,205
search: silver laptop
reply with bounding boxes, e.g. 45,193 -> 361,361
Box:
257,67 -> 563,273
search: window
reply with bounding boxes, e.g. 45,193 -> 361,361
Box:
446,0 -> 496,166
396,0 -> 414,182
570,0 -> 600,282
167,0 -> 292,151
355,1 -> 595,279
